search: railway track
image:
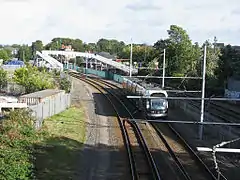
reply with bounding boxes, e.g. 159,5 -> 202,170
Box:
70,72 -> 161,180
184,94 -> 240,125
150,81 -> 240,124
81,74 -> 218,180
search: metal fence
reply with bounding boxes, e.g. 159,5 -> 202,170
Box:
18,89 -> 71,129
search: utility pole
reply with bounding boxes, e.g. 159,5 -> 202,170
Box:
214,36 -> 217,54
85,56 -> 88,70
144,44 -> 147,62
162,49 -> 166,88
199,45 -> 207,140
22,50 -> 25,62
130,39 -> 133,77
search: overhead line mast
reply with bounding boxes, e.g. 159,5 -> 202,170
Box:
130,38 -> 133,77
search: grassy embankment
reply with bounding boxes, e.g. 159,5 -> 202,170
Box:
0,106 -> 86,180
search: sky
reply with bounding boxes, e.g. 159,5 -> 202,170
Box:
1,0 -> 240,46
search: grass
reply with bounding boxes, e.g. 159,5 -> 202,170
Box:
34,106 -> 86,179
0,106 -> 86,180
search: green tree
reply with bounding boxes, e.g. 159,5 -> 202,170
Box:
59,76 -> 71,93
72,39 -> 84,52
154,25 -> 200,76
216,45 -> 239,88
167,25 -> 196,75
11,44 -> 21,48
86,43 -> 98,52
201,40 -> 221,77
32,40 -> 43,59
97,38 -> 110,52
45,38 -> 62,50
17,45 -> 31,61
118,44 -> 155,67
96,39 -> 125,55
0,49 -> 9,62
13,67 -> 55,93
0,68 -> 8,89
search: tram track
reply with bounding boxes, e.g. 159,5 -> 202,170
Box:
81,74 -> 217,180
70,72 -> 161,180
185,94 -> 240,126
150,81 -> 240,124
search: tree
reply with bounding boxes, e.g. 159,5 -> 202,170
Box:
154,25 -> 200,76
31,40 -> 43,59
45,38 -> 62,50
202,41 -> 221,77
0,49 -> 9,62
72,39 -> 84,52
97,38 -> 110,52
216,45 -> 239,88
167,25 -> 196,75
0,68 -> 7,89
17,45 -> 31,61
96,39 -> 125,55
59,76 -> 71,93
3,48 -> 13,59
13,67 -> 55,93
85,43 -> 97,52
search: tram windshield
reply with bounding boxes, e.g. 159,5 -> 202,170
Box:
150,99 -> 166,110
149,92 -> 167,110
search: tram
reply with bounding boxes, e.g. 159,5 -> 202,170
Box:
122,77 -> 168,118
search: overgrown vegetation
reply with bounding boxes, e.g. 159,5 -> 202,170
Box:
13,66 -> 55,93
12,66 -> 71,94
0,106 -> 86,179
0,68 -> 8,89
59,75 -> 71,93
0,109 -> 47,179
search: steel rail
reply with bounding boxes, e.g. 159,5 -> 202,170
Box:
81,75 -> 161,180
70,73 -> 137,180
93,76 -> 218,180
70,72 -> 161,180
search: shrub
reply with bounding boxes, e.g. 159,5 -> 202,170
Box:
59,76 -> 71,93
13,67 -> 55,93
0,68 -> 8,89
0,109 -> 44,179
52,69 -> 60,76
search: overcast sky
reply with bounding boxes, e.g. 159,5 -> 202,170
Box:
1,0 -> 240,45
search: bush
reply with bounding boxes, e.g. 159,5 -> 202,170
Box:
0,68 -> 8,89
13,67 -> 55,93
0,109 -> 46,180
59,76 -> 71,93
52,69 -> 60,76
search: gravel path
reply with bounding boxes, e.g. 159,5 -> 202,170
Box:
71,77 -> 128,180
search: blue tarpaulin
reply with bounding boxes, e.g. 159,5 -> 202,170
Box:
5,60 -> 25,66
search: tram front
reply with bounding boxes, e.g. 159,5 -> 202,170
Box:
146,90 -> 168,118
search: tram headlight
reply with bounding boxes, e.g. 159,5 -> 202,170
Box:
146,101 -> 150,109
163,100 -> 168,108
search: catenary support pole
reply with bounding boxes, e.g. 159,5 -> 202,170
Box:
199,45 -> 207,140
130,39 -> 133,77
162,49 -> 166,88
86,55 -> 88,70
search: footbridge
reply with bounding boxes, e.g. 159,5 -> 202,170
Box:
41,50 -> 138,74
36,51 -> 63,71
